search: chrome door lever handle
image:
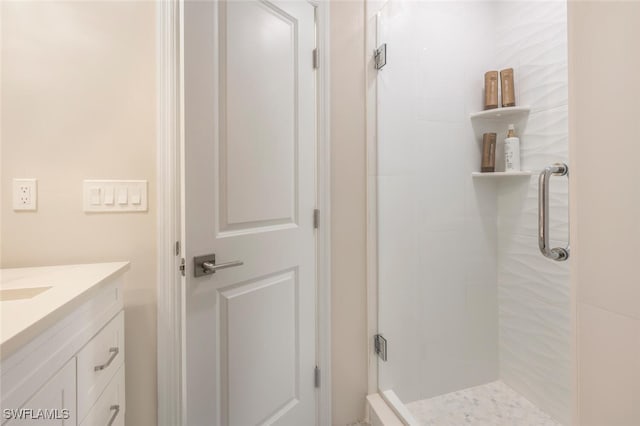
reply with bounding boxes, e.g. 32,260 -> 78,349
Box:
202,260 -> 244,272
538,163 -> 570,261
194,254 -> 243,277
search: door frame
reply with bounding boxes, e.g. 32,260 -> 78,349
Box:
155,1 -> 332,424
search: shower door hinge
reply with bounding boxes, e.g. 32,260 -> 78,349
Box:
313,209 -> 320,229
313,48 -> 319,69
179,258 -> 186,276
374,43 -> 387,70
374,334 -> 388,362
314,366 -> 320,388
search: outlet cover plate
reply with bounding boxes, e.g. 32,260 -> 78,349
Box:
13,178 -> 37,211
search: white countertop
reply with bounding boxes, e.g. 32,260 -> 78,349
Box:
1,262 -> 129,359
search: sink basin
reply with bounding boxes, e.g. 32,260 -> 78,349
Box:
0,286 -> 52,301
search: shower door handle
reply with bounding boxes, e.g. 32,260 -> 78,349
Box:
538,163 -> 569,261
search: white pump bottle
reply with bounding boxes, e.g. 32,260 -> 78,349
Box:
504,124 -> 521,172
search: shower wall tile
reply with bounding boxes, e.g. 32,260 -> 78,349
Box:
498,106 -> 570,242
518,64 -> 568,112
496,2 -> 570,425
498,234 -> 571,425
520,107 -> 569,171
498,173 -> 569,243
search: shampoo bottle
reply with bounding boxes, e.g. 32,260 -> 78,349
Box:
500,68 -> 516,107
504,124 -> 520,172
481,133 -> 497,172
484,71 -> 499,110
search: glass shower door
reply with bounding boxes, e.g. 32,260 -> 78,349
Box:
374,1 -> 570,424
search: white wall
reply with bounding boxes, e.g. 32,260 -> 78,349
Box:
495,3 -> 570,424
375,0 -> 499,403
0,3 -> 157,425
569,2 -> 640,425
330,1 -> 369,424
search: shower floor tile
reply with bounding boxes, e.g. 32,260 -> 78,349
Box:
405,380 -> 562,426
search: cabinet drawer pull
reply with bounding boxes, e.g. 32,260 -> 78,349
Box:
107,404 -> 120,426
94,347 -> 119,371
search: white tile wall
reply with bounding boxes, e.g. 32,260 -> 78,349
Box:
496,2 -> 570,425
376,1 -> 570,423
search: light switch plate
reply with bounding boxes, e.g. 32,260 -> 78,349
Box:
83,180 -> 147,212
13,178 -> 37,211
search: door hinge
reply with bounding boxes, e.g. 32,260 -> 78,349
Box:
374,334 -> 388,362
175,241 -> 181,256
312,48 -> 319,69
313,209 -> 320,229
374,43 -> 387,70
179,258 -> 186,276
314,366 -> 320,388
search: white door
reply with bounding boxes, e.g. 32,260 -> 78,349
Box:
183,1 -> 318,425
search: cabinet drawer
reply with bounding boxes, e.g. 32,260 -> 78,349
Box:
76,311 -> 124,422
79,365 -> 125,426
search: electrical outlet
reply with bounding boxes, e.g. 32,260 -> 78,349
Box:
13,178 -> 37,211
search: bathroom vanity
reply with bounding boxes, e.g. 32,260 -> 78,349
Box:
0,262 -> 128,425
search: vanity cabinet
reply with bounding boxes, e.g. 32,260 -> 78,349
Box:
1,263 -> 129,426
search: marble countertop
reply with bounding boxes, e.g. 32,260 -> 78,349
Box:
1,262 -> 129,359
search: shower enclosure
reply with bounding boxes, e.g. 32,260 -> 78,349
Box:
370,1 -> 571,424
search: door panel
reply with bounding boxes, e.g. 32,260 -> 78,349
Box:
221,269 -> 299,425
221,0 -> 299,232
183,1 -> 317,425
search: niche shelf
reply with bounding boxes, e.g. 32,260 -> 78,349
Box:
472,171 -> 532,178
470,105 -> 530,143
469,105 -> 530,121
470,105 -> 531,176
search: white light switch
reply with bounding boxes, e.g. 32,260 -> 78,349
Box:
117,187 -> 128,205
83,180 -> 147,212
104,187 -> 114,205
90,187 -> 101,205
130,188 -> 142,205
